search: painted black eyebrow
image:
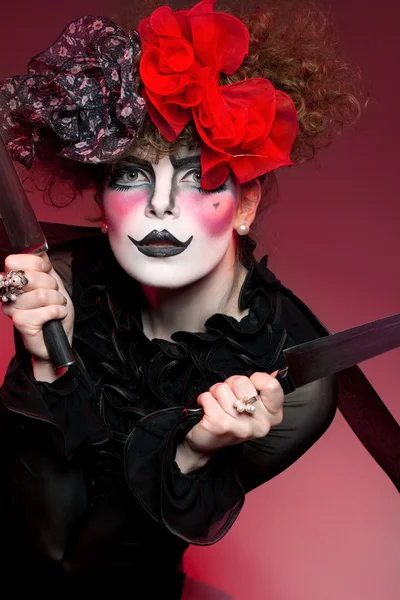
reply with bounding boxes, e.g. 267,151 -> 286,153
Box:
110,154 -> 201,174
111,156 -> 154,172
170,155 -> 201,170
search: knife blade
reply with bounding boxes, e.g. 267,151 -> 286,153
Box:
0,143 -> 47,254
277,312 -> 400,394
0,133 -> 75,369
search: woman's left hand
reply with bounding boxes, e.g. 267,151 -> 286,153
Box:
183,371 -> 284,458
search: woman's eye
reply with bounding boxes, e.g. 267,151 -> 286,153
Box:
181,169 -> 202,185
181,168 -> 228,195
109,168 -> 150,189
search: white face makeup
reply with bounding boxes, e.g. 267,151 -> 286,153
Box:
102,149 -> 240,289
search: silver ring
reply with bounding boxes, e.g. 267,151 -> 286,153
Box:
0,270 -> 29,302
233,394 -> 261,415
246,394 -> 261,405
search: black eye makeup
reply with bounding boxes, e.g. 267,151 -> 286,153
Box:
108,165 -> 152,191
106,159 -> 229,195
180,168 -> 228,194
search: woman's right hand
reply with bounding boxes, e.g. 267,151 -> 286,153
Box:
1,252 -> 75,363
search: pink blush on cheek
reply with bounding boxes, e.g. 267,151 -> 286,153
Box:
198,191 -> 237,237
104,190 -> 147,227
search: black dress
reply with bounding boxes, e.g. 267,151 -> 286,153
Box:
0,236 -> 337,593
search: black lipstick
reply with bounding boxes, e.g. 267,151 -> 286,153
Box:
128,229 -> 193,257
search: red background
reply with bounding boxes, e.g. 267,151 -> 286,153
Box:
0,1 -> 399,598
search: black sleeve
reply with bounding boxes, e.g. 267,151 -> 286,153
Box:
125,286 -> 338,545
125,407 -> 245,545
1,243 -> 110,458
0,353 -> 109,457
0,243 -> 109,565
0,407 -> 89,565
238,287 -> 338,492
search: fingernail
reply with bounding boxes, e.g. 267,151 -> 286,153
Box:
270,370 -> 279,377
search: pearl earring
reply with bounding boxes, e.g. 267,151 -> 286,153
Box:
101,222 -> 108,234
237,223 -> 249,236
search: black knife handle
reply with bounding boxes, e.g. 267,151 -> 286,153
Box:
275,367 -> 296,394
42,320 -> 75,369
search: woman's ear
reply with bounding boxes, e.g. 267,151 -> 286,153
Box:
234,179 -> 262,230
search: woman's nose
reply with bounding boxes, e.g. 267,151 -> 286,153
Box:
144,187 -> 181,219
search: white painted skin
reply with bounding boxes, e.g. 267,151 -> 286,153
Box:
104,149 -> 240,287
102,146 -> 261,340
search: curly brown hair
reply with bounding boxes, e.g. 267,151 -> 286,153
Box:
34,0 -> 365,219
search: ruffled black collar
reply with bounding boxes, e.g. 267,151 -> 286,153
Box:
71,238 -> 288,435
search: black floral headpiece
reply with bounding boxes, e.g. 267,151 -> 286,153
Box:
0,16 -> 146,169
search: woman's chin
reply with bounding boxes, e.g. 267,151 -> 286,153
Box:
126,262 -> 218,290
132,272 -> 201,290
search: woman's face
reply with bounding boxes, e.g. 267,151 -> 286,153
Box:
102,147 -> 242,289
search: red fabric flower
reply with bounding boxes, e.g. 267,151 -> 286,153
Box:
138,0 -> 299,189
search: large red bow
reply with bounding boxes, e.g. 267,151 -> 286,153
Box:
138,0 -> 299,189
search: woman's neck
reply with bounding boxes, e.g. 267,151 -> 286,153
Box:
140,252 -> 249,341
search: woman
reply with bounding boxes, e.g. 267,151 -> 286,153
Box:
0,0 -> 362,593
